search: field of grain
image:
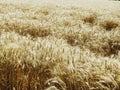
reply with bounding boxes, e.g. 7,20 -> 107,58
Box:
0,0 -> 120,90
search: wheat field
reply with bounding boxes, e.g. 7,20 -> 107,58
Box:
0,0 -> 120,90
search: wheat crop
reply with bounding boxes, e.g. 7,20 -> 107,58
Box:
0,0 -> 120,90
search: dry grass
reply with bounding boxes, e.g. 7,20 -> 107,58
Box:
0,0 -> 120,90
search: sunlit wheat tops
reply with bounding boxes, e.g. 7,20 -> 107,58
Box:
0,0 -> 120,90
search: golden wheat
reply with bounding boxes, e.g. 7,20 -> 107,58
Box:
0,0 -> 120,90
